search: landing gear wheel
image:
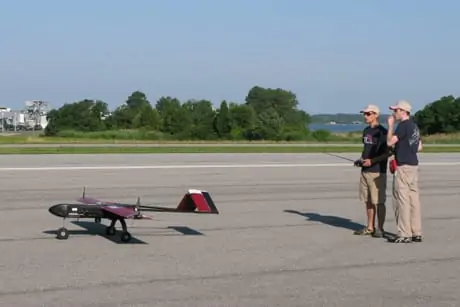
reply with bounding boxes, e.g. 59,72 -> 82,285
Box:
121,232 -> 131,242
56,227 -> 69,240
106,226 -> 116,236
95,217 -> 101,223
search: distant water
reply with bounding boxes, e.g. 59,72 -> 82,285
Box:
309,123 -> 368,133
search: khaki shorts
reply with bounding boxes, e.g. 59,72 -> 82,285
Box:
359,172 -> 387,204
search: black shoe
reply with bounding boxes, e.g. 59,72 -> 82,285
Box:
372,228 -> 384,238
412,235 -> 422,242
387,236 -> 411,243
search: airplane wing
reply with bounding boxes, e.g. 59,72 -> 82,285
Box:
76,187 -> 117,205
100,205 -> 153,220
77,196 -> 116,205
101,206 -> 138,218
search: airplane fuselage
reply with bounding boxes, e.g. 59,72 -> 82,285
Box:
48,203 -> 135,220
48,203 -> 136,242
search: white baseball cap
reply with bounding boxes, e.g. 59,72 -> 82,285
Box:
360,104 -> 380,114
389,100 -> 412,112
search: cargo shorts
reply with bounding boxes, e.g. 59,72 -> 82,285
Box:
359,171 -> 387,205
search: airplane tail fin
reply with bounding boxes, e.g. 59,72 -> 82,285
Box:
176,189 -> 219,214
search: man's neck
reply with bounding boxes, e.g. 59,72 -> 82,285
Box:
369,121 -> 379,127
400,116 -> 410,122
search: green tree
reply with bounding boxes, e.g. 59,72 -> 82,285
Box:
42,85 -> 314,142
132,104 -> 161,130
228,102 -> 256,140
214,100 -> 232,138
110,90 -> 159,129
155,96 -> 191,137
414,95 -> 460,135
244,86 -> 310,140
44,99 -> 109,135
181,99 -> 217,140
282,108 -> 311,140
44,109 -> 59,136
126,90 -> 150,109
254,107 -> 284,140
109,104 -> 132,129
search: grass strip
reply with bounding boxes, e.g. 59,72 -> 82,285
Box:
2,132 -> 460,145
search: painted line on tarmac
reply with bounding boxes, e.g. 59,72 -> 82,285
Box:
0,161 -> 459,171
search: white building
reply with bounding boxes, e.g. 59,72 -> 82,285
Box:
0,100 -> 49,131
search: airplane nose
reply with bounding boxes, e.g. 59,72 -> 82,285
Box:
49,204 -> 67,218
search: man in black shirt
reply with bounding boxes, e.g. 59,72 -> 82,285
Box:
387,100 -> 423,243
354,104 -> 390,238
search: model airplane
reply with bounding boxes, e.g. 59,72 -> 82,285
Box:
48,187 -> 219,242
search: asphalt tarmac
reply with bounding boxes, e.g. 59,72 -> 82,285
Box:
0,142 -> 459,147
0,153 -> 459,307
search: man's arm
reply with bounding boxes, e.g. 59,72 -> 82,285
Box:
388,122 -> 405,147
359,130 -> 366,159
371,145 -> 390,164
354,130 -> 367,166
418,139 -> 423,152
387,129 -> 398,147
371,130 -> 391,164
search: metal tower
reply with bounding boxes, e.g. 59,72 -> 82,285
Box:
25,100 -> 49,129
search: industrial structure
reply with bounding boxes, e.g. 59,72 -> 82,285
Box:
0,100 -> 49,132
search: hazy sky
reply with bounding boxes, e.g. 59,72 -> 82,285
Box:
1,0 -> 459,114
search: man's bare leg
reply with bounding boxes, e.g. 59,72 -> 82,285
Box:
366,201 -> 376,231
353,200 -> 376,235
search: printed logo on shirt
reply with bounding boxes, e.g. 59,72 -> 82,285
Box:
409,126 -> 420,146
363,134 -> 375,144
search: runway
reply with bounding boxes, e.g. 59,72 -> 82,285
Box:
0,142 -> 459,148
0,153 -> 460,306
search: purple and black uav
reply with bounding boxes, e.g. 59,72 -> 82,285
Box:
48,187 -> 219,242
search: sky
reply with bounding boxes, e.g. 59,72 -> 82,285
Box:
1,0 -> 460,115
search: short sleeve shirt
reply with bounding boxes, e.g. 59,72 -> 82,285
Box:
394,118 -> 420,166
361,124 -> 388,173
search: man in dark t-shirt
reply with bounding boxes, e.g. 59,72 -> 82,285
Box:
353,104 -> 390,238
387,100 -> 423,243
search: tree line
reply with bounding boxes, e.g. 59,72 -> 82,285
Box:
44,86 -> 460,140
44,86 -> 312,141
413,95 -> 460,135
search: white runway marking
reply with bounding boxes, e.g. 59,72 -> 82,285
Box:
0,161 -> 459,171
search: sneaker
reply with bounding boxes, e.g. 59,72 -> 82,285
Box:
372,228 -> 384,238
412,235 -> 422,242
387,236 -> 411,243
353,227 -> 374,236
